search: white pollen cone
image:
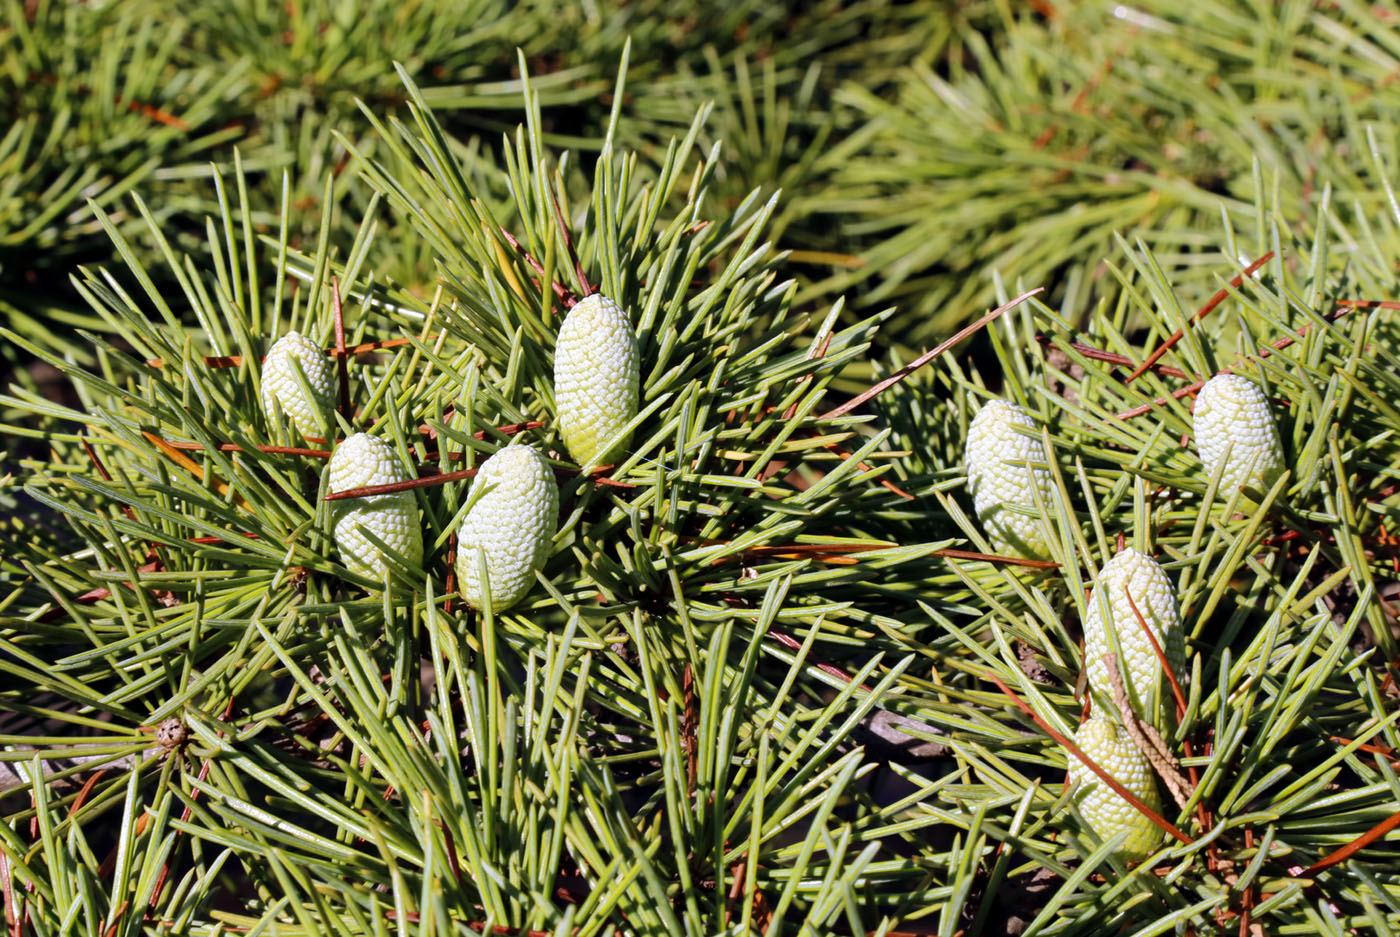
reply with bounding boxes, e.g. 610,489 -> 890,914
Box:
1068,714 -> 1163,861
456,444 -> 559,611
261,331 -> 335,437
964,398 -> 1058,559
1083,548 -> 1184,728
325,433 -> 423,583
1193,373 -> 1284,497
554,293 -> 640,467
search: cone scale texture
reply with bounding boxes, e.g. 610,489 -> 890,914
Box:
1193,374 -> 1284,495
325,433 -> 423,581
554,293 -> 640,466
964,399 -> 1057,558
456,444 -> 559,611
1083,548 -> 1184,726
261,331 -> 335,437
1069,715 -> 1163,860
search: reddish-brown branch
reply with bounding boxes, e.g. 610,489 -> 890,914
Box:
0,851 -> 16,937
1239,825 -> 1256,936
434,820 -> 462,885
934,548 -> 1059,569
725,859 -> 746,929
497,225 -> 575,307
156,440 -> 333,458
66,770 -> 111,820
1070,52 -> 1113,113
102,901 -> 130,937
147,419 -> 545,467
145,335 -> 433,370
591,473 -> 639,489
682,664 -> 698,802
819,288 -> 1043,420
549,187 -> 592,297
1123,588 -> 1188,721
320,459 -> 633,499
818,438 -> 914,500
1304,809 -> 1400,873
344,335 -> 432,356
143,757 -> 213,919
1182,737 -> 1211,832
1113,380 -> 1204,420
125,98 -> 189,130
82,435 -> 139,524
1113,301 -> 1358,420
324,467 -> 479,501
1035,336 -> 1191,380
1336,300 -> 1400,309
987,671 -> 1192,845
703,541 -> 882,568
464,924 -> 552,937
768,629 -> 873,692
1253,305 -> 1358,361
690,540 -> 1032,573
1329,736 -> 1396,758
187,533 -> 261,546
146,352 -> 231,368
149,420 -> 544,464
1124,252 -> 1274,384
444,531 -> 457,615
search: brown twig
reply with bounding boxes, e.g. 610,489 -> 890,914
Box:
124,98 -> 189,130
154,440 -> 333,458
934,548 -> 1059,569
1303,809 -> 1400,873
1334,300 -> 1400,309
1112,303 -> 1358,420
1035,336 -> 1192,381
344,335 -> 433,356
703,541 -> 882,568
682,664 -> 698,802
1240,826 -> 1256,937
145,335 -> 432,370
444,532 -> 457,616
987,671 -> 1191,845
817,438 -> 915,500
689,540 -> 1047,572
0,851 -> 17,937
587,466 -> 639,489
1113,380 -> 1205,421
725,859 -> 746,929
549,187 -> 592,297
324,456 -> 641,501
819,288 -> 1043,420
81,436 -> 139,526
324,468 -> 479,501
1103,654 -> 1192,809
464,923 -> 553,937
1124,252 -> 1274,384
418,418 -> 545,443
497,225 -> 576,307
149,418 -> 546,467
768,629 -> 873,692
142,758 -> 213,920
1123,588 -> 1188,721
1252,305 -> 1358,361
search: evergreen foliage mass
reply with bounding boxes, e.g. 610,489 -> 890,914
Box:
5,2 -> 1400,934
